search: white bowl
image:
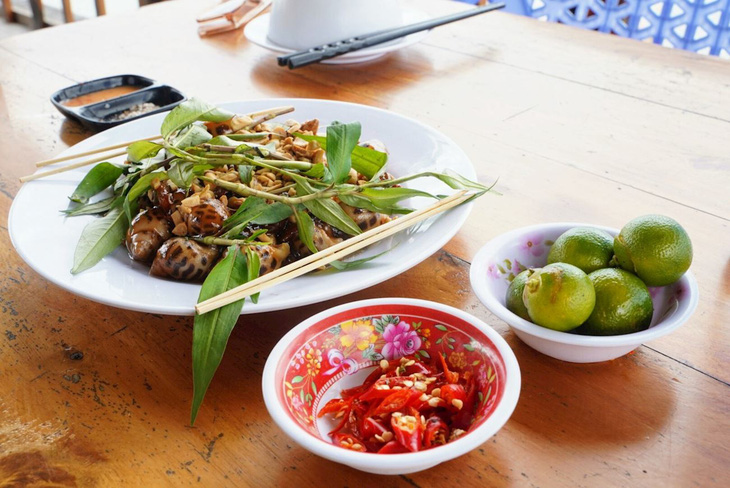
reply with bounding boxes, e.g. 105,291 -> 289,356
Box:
469,223 -> 699,363
262,298 -> 521,475
268,0 -> 404,50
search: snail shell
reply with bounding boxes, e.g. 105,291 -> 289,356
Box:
125,207 -> 172,263
150,237 -> 220,281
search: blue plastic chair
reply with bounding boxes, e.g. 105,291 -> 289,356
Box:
455,0 -> 730,57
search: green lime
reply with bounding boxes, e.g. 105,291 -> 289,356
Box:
522,263 -> 596,332
613,215 -> 692,287
506,269 -> 533,321
577,268 -> 654,336
547,227 -> 614,274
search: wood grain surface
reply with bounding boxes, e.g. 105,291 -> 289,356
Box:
1,1 -> 728,486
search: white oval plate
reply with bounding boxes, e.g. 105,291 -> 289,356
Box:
244,10 -> 430,65
9,99 -> 476,315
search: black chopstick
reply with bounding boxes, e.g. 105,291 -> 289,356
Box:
277,2 -> 505,69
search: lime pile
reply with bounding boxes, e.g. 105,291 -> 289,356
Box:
505,215 -> 692,336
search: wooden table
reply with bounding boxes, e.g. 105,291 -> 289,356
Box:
1,1 -> 728,486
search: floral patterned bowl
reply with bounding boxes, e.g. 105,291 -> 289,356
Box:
262,298 -> 521,475
469,222 -> 699,363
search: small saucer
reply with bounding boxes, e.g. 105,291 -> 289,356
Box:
244,10 -> 430,65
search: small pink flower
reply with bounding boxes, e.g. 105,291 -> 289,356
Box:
291,394 -> 304,411
381,321 -> 422,360
324,349 -> 359,376
519,234 -> 545,257
487,264 -> 500,279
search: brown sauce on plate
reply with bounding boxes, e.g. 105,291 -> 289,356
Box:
61,86 -> 141,107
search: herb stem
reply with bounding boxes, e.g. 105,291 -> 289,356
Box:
195,236 -> 262,246
203,176 -> 337,204
202,153 -> 312,171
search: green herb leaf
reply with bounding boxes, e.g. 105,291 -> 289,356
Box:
244,246 -> 261,304
173,124 -> 212,148
123,171 -> 167,221
304,199 -> 360,236
161,98 -> 233,140
304,163 -> 325,179
69,162 -> 124,204
324,121 -> 360,184
127,141 -> 163,163
295,210 -> 317,254
167,161 -> 197,189
222,197 -> 268,233
71,205 -> 128,274
359,187 -> 435,207
191,246 -> 249,424
338,186 -> 434,214
238,165 -> 253,184
292,175 -> 361,236
208,135 -> 242,147
63,195 -> 119,216
296,132 -> 387,180
433,169 -> 491,194
251,202 -> 293,225
328,251 -> 388,270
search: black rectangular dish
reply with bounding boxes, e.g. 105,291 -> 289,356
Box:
50,74 -> 186,131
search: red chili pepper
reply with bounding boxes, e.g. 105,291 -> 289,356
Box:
359,377 -> 421,402
320,356 -> 477,453
452,377 -> 477,430
377,440 -> 409,454
340,365 -> 388,399
332,433 -> 367,452
359,385 -> 396,403
347,399 -> 368,439
390,411 -> 422,452
328,406 -> 351,436
317,398 -> 350,418
440,384 -> 467,411
373,389 -> 419,416
402,360 -> 431,376
438,353 -> 460,384
423,416 -> 449,448
362,417 -> 389,440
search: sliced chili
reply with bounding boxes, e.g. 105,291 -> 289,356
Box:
319,355 -> 478,453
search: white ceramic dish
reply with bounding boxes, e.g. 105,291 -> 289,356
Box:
469,223 -> 699,363
262,298 -> 521,474
244,10 -> 429,64
9,99 -> 476,315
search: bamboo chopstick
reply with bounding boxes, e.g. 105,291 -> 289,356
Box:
20,149 -> 128,183
23,106 -> 296,184
245,106 -> 294,119
195,190 -> 470,315
35,135 -> 162,168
